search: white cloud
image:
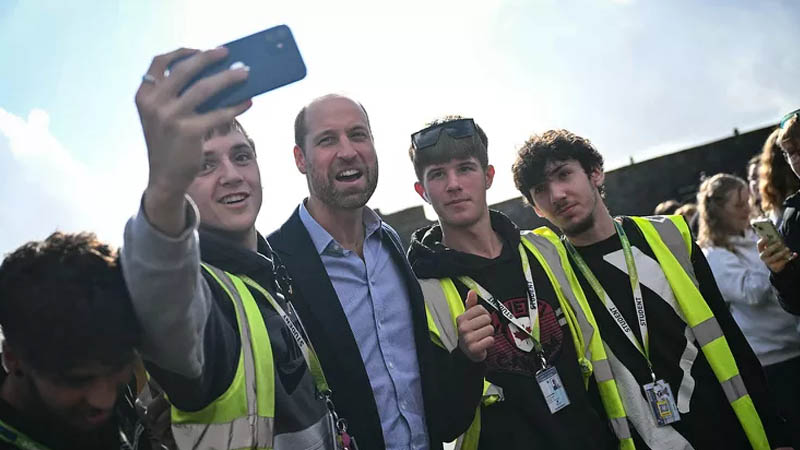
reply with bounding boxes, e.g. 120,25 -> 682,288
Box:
0,108 -> 143,255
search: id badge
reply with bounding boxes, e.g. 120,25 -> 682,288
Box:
643,379 -> 680,426
535,366 -> 570,413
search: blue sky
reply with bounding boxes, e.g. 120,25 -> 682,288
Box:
1,0 -> 798,254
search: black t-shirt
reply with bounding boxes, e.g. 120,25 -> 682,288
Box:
451,236 -> 617,450
569,217 -> 785,449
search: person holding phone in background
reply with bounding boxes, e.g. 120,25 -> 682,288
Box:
697,173 -> 800,449
123,44 -> 345,450
759,110 -> 800,314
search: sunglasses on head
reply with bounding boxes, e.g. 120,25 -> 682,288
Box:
780,108 -> 800,129
411,118 -> 476,150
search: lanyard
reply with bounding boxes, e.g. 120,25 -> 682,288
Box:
457,244 -> 545,358
564,220 -> 655,378
240,277 -> 331,396
0,418 -> 50,450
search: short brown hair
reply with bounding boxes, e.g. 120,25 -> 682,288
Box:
204,119 -> 255,152
512,129 -> 605,205
293,95 -> 371,152
408,115 -> 489,181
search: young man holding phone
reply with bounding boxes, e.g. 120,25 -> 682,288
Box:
405,116 -> 617,449
511,129 -> 790,450
123,48 -> 341,449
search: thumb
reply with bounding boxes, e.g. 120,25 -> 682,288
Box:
465,290 -> 478,309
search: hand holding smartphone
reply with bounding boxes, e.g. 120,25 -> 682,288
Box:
172,24 -> 307,112
752,218 -> 797,272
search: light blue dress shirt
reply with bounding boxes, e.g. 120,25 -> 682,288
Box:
299,202 -> 429,450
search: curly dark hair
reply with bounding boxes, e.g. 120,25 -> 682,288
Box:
408,115 -> 489,181
512,129 -> 605,205
0,232 -> 141,373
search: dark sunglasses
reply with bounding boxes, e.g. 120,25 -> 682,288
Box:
780,108 -> 799,129
411,118 -> 476,150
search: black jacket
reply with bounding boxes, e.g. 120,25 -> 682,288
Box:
773,191 -> 800,314
268,207 -> 471,449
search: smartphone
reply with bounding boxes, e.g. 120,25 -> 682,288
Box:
751,218 -> 784,244
173,25 -> 306,113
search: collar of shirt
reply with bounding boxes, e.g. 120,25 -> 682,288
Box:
298,200 -> 383,256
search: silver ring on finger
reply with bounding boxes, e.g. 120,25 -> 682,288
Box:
141,73 -> 158,85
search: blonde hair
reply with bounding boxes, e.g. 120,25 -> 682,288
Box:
697,173 -> 747,252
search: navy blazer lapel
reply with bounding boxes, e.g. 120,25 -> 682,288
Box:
267,208 -> 385,448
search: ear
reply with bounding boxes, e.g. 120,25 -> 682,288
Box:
293,145 -> 307,175
532,202 -> 546,218
485,165 -> 495,189
414,181 -> 430,204
589,166 -> 605,188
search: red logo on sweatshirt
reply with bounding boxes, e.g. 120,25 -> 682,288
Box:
485,297 -> 564,377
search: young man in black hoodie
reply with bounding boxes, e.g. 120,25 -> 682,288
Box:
406,116 -> 617,450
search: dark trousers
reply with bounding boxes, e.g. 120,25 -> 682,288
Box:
765,355 -> 800,448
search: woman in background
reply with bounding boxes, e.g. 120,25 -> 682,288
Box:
698,173 -> 800,448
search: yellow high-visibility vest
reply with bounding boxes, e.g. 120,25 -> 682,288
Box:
170,264 -> 276,450
419,230 -> 633,449
421,215 -> 770,450
536,215 -> 770,450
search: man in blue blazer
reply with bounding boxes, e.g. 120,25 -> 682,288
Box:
268,94 -> 481,449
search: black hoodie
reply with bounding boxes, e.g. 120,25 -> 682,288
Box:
408,211 -> 616,450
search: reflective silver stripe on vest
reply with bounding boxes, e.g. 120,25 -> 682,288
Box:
592,358 -> 614,383
419,278 -> 459,352
644,216 -> 699,285
172,415 -> 275,450
609,417 -> 632,440
720,374 -> 748,402
520,232 -> 596,358
273,413 -> 336,449
484,383 -> 505,402
692,316 -> 724,347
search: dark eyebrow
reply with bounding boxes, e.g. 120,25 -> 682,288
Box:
544,162 -> 569,179
230,143 -> 253,152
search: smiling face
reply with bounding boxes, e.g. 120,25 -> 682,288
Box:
415,157 -> 493,229
2,343 -> 133,433
27,361 -> 133,432
294,96 -> 378,211
187,129 -> 262,237
530,159 -> 605,236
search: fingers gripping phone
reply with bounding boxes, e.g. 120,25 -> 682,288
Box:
174,25 -> 307,113
751,218 -> 784,245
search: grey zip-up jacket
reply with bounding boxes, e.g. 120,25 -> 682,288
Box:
121,198 -> 332,449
